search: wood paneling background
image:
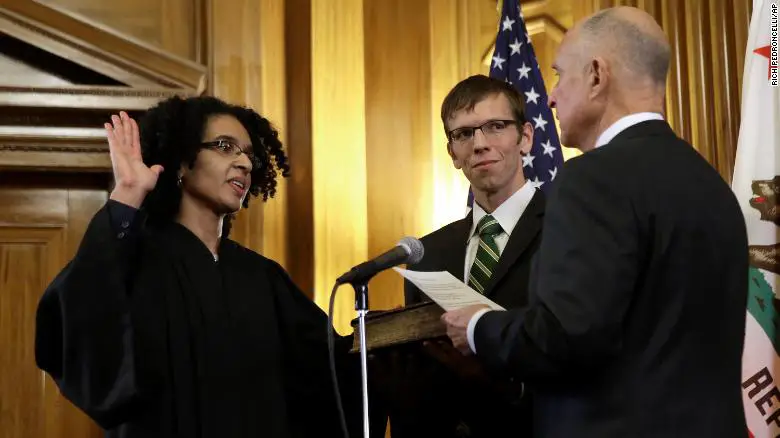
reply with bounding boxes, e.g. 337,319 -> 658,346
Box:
37,0 -> 202,62
284,0 -> 505,332
575,0 -> 752,182
278,0 -> 754,336
0,0 -> 756,436
0,0 -> 754,327
209,0 -> 289,270
0,173 -> 107,438
363,0 -> 431,320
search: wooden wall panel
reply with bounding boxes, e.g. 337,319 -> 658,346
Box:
427,0 -> 478,234
209,0 -> 290,270
0,1 -> 207,89
0,0 -> 759,436
0,227 -> 66,438
37,0 -> 201,62
284,0 -> 314,296
0,174 -> 107,438
286,0 -> 581,320
575,0 -> 753,182
253,0 -> 289,270
286,0 -> 507,313
309,0 -> 368,333
277,0 -> 370,330
428,0 -> 500,232
363,0 -> 433,310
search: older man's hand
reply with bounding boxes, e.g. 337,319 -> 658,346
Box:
441,304 -> 491,355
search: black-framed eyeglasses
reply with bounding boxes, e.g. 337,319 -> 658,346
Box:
447,119 -> 518,145
202,139 -> 258,167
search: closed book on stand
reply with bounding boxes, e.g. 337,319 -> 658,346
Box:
350,301 -> 446,353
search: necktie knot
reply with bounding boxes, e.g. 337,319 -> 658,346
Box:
476,215 -> 502,238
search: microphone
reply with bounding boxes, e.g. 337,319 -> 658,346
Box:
336,237 -> 424,285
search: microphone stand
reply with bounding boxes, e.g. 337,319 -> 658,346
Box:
351,280 -> 371,438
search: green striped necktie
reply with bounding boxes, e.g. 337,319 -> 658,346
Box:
468,214 -> 503,294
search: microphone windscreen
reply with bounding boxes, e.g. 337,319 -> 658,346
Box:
397,237 -> 424,264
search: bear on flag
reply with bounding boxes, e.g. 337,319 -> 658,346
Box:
732,1 -> 780,436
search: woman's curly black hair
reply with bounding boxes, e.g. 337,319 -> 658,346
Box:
137,95 -> 290,236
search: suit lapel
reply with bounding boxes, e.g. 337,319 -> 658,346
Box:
443,215 -> 472,282
483,190 -> 545,297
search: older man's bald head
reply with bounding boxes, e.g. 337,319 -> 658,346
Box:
577,7 -> 671,86
548,7 -> 670,150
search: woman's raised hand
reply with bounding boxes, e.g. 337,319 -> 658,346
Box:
106,111 -> 164,208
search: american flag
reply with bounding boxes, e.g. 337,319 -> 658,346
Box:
489,0 -> 563,193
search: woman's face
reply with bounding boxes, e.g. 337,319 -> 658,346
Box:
179,114 -> 254,216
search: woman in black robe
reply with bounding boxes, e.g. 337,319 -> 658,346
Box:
34,96 -> 362,438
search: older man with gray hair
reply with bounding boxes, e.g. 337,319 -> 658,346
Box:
442,7 -> 749,438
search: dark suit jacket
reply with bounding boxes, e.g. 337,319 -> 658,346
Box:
406,189 -> 545,309
474,120 -> 749,438
388,189 -> 545,438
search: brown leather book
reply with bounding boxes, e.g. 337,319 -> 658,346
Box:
350,301 -> 446,353
350,301 -> 527,413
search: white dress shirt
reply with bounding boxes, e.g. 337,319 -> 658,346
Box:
464,181 -> 536,282
463,181 -> 535,353
594,112 -> 664,148
465,111 -> 665,354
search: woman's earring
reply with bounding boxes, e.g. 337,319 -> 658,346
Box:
177,175 -> 183,187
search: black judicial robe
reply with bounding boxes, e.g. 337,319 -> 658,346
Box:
34,200 -> 360,437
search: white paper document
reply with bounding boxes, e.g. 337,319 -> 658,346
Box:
393,268 -> 505,312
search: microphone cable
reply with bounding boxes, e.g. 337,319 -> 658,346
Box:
327,282 -> 351,438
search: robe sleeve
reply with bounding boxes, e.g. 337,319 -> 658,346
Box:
35,200 -> 147,429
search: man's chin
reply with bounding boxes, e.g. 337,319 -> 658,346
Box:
470,182 -> 506,199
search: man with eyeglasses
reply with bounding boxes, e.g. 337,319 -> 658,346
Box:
440,7 -> 749,438
379,74 -> 543,438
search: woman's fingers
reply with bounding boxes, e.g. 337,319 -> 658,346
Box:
111,114 -> 124,148
120,111 -> 133,151
129,116 -> 141,154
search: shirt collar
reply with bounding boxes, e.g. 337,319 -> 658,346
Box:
595,112 -> 664,148
468,182 -> 536,241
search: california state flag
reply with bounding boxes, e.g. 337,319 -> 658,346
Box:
732,0 -> 780,436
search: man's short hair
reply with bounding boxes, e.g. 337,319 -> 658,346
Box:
581,9 -> 670,85
440,75 -> 527,136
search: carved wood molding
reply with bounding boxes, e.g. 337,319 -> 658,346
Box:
0,127 -> 110,171
521,0 -> 569,31
0,132 -> 106,153
0,85 -> 195,110
0,149 -> 111,172
0,144 -> 105,153
0,85 -> 198,172
0,0 -> 207,90
525,14 -> 566,42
